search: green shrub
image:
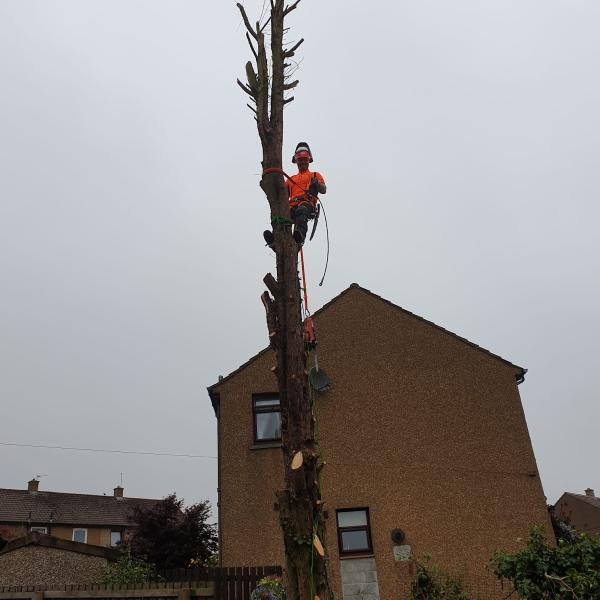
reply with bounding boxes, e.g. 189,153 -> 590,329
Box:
491,526 -> 600,599
250,575 -> 286,600
99,551 -> 160,584
410,555 -> 471,600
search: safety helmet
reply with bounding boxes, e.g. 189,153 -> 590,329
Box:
292,142 -> 313,163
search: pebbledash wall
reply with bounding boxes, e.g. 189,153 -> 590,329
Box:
0,534 -> 116,585
209,285 -> 552,600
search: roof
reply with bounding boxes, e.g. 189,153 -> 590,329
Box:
559,493 -> 600,510
207,283 -> 526,399
0,532 -> 119,560
0,488 -> 160,527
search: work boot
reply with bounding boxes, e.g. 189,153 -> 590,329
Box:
263,230 -> 275,250
293,228 -> 305,245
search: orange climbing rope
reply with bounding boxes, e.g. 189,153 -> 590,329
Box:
261,166 -> 321,346
299,247 -> 316,347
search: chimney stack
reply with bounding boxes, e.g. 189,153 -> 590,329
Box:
113,485 -> 124,500
27,479 -> 39,493
585,488 -> 595,497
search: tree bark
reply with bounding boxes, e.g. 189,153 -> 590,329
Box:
236,2 -> 332,599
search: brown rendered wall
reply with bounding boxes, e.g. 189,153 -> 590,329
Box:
0,545 -> 108,585
556,495 -> 600,538
214,287 -> 551,599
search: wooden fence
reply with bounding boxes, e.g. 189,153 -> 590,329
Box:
157,567 -> 282,600
0,566 -> 283,600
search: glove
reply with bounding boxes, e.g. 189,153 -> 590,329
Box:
308,178 -> 320,196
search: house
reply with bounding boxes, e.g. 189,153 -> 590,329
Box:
554,488 -> 600,539
0,532 -> 118,586
207,284 -> 552,600
0,480 -> 159,548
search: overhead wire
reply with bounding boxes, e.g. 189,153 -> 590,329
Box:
0,441 -> 216,459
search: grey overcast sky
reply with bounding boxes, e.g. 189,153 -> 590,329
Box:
1,1 -> 598,516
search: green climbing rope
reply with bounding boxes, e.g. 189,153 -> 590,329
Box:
308,350 -> 327,600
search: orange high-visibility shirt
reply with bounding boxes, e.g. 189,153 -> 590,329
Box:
287,170 -> 325,206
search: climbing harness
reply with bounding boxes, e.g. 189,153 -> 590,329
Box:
262,167 -> 331,286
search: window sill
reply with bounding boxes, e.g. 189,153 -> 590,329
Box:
250,442 -> 282,450
339,553 -> 375,560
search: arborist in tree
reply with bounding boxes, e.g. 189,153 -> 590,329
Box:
263,142 -> 326,248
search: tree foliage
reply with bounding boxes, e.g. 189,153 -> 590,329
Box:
127,493 -> 217,570
491,526 -> 600,599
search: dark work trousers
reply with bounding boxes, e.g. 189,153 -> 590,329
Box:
291,203 -> 314,242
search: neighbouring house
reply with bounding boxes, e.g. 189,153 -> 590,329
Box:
554,488 -> 600,539
0,531 -> 118,585
0,480 -> 159,548
208,283 -> 552,600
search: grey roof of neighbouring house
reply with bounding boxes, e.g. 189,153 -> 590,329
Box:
0,488 -> 160,527
561,493 -> 600,510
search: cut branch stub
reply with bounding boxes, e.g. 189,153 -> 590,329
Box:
236,79 -> 255,98
284,38 -> 304,57
291,450 -> 303,470
246,32 -> 258,60
236,3 -> 258,39
245,61 -> 258,92
284,0 -> 301,16
263,273 -> 280,298
313,534 -> 325,557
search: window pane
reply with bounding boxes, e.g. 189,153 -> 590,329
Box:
73,529 -> 86,543
30,527 -> 47,533
337,510 -> 367,528
255,397 -> 280,408
341,530 -> 369,552
111,531 -> 121,546
256,411 -> 281,440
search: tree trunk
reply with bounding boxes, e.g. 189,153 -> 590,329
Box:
236,2 -> 332,599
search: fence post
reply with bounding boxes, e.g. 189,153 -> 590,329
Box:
178,588 -> 191,600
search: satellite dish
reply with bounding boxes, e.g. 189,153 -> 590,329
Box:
309,367 -> 331,392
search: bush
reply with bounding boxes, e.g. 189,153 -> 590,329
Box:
491,526 -> 600,599
410,555 -> 471,600
99,551 -> 161,584
250,575 -> 286,600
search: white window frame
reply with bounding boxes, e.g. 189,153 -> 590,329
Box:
110,530 -> 122,546
30,526 -> 47,534
72,528 -> 88,543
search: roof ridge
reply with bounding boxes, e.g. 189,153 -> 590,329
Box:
349,284 -> 526,376
0,487 -> 160,502
208,282 -> 525,394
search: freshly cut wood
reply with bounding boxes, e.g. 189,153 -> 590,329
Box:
313,534 -> 325,557
291,450 -> 303,470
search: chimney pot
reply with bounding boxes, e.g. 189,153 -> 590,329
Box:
28,479 -> 39,493
585,488 -> 595,497
114,485 -> 124,500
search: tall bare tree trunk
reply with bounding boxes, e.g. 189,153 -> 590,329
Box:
236,2 -> 332,599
